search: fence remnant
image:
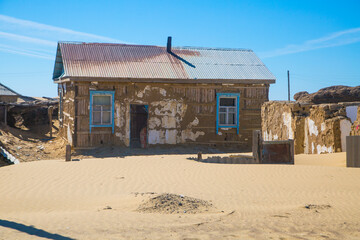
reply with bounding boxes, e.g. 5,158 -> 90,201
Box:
197,152 -> 202,161
65,144 -> 71,162
48,106 -> 53,138
346,136 -> 360,167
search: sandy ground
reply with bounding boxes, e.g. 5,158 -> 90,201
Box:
0,152 -> 360,240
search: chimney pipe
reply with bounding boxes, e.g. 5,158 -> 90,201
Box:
167,36 -> 172,53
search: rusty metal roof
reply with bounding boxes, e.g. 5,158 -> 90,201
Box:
53,42 -> 276,83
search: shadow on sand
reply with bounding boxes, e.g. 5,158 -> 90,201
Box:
73,145 -> 249,159
0,219 -> 75,240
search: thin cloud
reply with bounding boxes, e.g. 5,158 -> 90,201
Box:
0,14 -> 122,43
0,14 -> 125,60
0,44 -> 53,60
260,27 -> 360,58
0,31 -> 56,46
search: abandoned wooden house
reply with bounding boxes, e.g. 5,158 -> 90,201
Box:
52,38 -> 275,148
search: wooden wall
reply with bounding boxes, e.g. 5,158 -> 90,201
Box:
60,81 -> 269,149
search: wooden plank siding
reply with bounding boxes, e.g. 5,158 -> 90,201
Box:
66,81 -> 269,149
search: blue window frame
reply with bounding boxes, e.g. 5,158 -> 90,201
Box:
216,93 -> 240,134
89,90 -> 115,133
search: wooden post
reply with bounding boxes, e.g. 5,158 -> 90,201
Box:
4,105 -> 7,126
289,139 -> 294,164
48,106 -> 53,138
197,152 -> 202,161
252,130 -> 262,163
65,144 -> 71,162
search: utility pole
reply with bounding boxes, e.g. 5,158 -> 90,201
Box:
287,70 -> 290,101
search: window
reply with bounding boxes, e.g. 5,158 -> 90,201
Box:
93,95 -> 111,125
216,93 -> 240,134
90,91 -> 114,133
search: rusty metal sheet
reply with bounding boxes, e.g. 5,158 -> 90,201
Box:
53,42 -> 276,82
262,142 -> 293,164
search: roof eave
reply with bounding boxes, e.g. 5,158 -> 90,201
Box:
55,76 -> 275,84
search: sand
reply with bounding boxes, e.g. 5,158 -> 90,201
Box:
0,152 -> 360,239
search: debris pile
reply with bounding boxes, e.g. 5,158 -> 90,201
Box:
137,193 -> 213,214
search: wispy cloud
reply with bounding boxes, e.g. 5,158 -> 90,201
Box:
0,31 -> 56,46
0,43 -> 53,60
260,27 -> 360,58
0,14 -> 124,60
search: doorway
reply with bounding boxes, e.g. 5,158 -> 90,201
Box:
130,104 -> 148,148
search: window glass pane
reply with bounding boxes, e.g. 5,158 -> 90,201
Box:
102,112 -> 111,124
93,112 -> 101,124
93,105 -> 101,111
219,107 -> 226,113
220,98 -> 235,106
219,113 -> 226,124
102,105 -> 111,111
228,107 -> 236,113
93,95 -> 111,105
228,113 -> 236,125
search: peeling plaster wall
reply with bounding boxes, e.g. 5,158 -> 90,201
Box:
340,119 -> 351,151
70,82 -> 269,148
262,101 -> 360,154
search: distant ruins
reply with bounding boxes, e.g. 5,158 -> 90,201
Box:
262,86 -> 360,154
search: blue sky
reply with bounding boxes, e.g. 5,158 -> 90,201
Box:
0,0 -> 359,99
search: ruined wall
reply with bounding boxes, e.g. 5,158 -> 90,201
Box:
262,101 -> 360,154
58,82 -> 75,145
68,81 -> 269,148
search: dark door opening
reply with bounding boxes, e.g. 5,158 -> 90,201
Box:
130,104 -> 148,148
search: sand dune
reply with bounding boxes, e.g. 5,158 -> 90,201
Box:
0,152 -> 359,239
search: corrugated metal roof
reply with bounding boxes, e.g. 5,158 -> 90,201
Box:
0,83 -> 19,96
53,42 -> 276,82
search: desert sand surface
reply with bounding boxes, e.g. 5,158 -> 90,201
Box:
0,152 -> 360,240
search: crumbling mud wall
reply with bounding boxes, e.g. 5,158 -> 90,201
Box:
262,101 -> 359,154
63,81 -> 269,148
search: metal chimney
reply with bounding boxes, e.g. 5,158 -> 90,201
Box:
167,36 -> 172,53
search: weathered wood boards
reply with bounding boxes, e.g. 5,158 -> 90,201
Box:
346,136 -> 360,167
59,81 -> 269,149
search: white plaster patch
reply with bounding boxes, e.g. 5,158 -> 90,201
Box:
67,123 -> 73,146
346,106 -> 358,123
115,132 -> 123,140
187,117 -> 199,128
282,112 -> 293,139
148,130 -> 165,144
308,119 -> 319,136
311,142 -> 315,154
148,117 -> 161,129
340,119 -> 352,152
161,116 -> 176,129
136,85 -> 151,98
152,101 -> 178,117
316,145 -> 333,154
304,120 -> 309,154
263,130 -> 272,141
321,123 -> 326,132
165,130 -> 177,144
159,88 -> 167,96
115,102 -> 121,128
181,130 -> 205,143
